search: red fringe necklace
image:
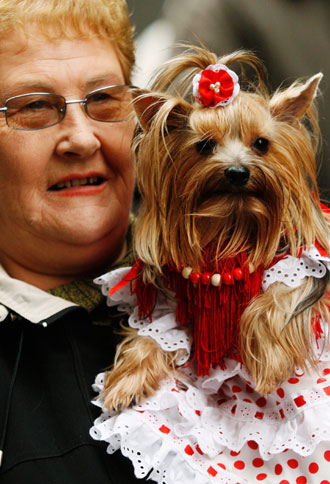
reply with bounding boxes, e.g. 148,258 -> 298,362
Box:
110,247 -> 265,377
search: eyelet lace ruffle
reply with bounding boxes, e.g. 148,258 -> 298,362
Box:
91,358 -> 330,483
94,267 -> 192,365
90,373 -> 251,484
262,244 -> 330,291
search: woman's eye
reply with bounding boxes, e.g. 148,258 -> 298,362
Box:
88,92 -> 111,103
196,138 -> 216,155
252,137 -> 269,154
22,100 -> 50,111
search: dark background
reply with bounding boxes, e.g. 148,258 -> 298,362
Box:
126,0 -> 165,35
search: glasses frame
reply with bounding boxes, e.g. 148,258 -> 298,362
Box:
0,84 -> 135,131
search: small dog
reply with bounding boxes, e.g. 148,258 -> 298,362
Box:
101,46 -> 330,412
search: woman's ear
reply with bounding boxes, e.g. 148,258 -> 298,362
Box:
270,73 -> 323,122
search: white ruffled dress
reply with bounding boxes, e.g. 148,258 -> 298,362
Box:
90,245 -> 330,484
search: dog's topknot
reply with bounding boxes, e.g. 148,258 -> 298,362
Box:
148,45 -> 268,101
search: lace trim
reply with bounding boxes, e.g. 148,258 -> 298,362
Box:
94,267 -> 137,307
90,365 -> 330,483
90,374 -> 250,484
94,268 -> 192,364
128,303 -> 192,365
262,244 -> 330,291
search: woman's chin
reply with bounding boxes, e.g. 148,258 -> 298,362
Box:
59,218 -> 128,249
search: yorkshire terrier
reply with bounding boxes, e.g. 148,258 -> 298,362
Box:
101,46 -> 330,412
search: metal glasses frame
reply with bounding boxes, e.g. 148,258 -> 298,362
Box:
0,84 -> 135,131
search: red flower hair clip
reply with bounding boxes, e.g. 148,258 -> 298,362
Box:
192,63 -> 240,108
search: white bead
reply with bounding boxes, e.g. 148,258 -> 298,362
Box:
211,273 -> 221,286
209,81 -> 221,93
182,267 -> 193,279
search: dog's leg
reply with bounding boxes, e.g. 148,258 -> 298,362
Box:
102,327 -> 179,411
240,277 -> 330,394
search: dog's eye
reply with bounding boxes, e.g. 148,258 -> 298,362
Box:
252,137 -> 269,155
196,138 -> 216,155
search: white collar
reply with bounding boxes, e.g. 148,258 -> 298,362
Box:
0,265 -> 77,324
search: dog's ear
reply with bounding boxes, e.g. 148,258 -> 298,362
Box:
132,89 -> 190,131
270,73 -> 323,122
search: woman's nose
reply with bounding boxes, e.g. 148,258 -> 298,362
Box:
55,103 -> 101,159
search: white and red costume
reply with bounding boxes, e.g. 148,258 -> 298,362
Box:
90,239 -> 330,484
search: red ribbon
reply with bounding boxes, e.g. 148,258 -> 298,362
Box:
109,259 -> 142,297
199,69 -> 235,107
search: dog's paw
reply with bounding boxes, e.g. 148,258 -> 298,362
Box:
101,334 -> 179,412
102,367 -> 160,411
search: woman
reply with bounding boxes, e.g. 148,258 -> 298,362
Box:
0,0 -> 143,482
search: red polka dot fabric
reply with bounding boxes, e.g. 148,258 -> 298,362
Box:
91,360 -> 330,483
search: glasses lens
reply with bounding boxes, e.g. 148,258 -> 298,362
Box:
85,85 -> 132,123
5,93 -> 65,130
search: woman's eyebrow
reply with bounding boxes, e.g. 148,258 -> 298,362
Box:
1,82 -> 56,101
0,74 -> 126,103
84,74 -> 125,91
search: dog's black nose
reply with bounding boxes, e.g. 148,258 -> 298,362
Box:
224,166 -> 250,187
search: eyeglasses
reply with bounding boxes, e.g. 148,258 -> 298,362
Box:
0,84 -> 134,131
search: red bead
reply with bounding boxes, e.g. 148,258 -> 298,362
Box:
233,268 -> 243,281
201,272 -> 212,285
223,272 -> 233,285
189,271 -> 201,284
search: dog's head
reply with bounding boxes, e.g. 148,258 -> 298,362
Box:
132,47 -> 327,278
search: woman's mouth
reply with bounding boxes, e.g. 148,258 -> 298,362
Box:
49,176 -> 105,191
48,174 -> 107,196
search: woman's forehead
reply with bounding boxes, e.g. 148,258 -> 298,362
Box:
0,30 -> 125,99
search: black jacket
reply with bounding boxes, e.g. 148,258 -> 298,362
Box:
0,265 -> 147,484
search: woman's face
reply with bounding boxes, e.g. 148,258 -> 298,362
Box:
0,30 -> 135,286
